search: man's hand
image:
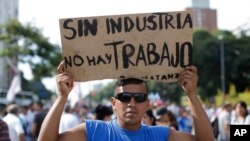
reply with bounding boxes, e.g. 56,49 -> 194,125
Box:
56,61 -> 74,97
179,66 -> 198,95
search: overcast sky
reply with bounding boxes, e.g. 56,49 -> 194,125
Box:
17,0 -> 250,95
19,0 -> 250,44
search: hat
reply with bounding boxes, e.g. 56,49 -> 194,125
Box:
155,107 -> 168,120
6,104 -> 18,113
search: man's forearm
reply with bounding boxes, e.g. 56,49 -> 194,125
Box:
188,95 -> 214,141
38,96 -> 67,141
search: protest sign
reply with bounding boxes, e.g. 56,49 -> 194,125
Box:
59,11 -> 193,82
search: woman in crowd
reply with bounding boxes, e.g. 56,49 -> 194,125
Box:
231,101 -> 250,125
142,109 -> 156,126
155,107 -> 179,130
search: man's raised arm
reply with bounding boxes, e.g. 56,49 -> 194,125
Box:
38,61 -> 86,141
168,66 -> 214,141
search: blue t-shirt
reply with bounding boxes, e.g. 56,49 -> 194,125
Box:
177,117 -> 192,133
85,120 -> 169,141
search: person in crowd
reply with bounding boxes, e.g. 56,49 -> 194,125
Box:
31,102 -> 48,141
0,119 -> 10,141
38,61 -> 214,141
3,104 -> 25,141
177,107 -> 192,133
142,109 -> 156,126
217,102 -> 232,141
231,101 -> 250,125
19,105 -> 30,141
94,104 -> 113,121
167,102 -> 180,117
59,103 -> 80,133
26,102 -> 43,141
0,103 -> 7,118
155,107 -> 179,130
73,104 -> 93,121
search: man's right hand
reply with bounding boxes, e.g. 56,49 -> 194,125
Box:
56,61 -> 74,98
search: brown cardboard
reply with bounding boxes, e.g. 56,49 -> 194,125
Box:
59,11 -> 193,82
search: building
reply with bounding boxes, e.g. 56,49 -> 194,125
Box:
0,0 -> 19,89
186,0 -> 217,32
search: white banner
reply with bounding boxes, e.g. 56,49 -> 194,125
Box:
7,75 -> 21,102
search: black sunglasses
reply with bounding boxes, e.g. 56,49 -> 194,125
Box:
114,92 -> 148,103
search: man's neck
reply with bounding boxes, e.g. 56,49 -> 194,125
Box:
116,119 -> 142,131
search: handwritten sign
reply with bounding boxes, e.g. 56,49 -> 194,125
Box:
59,11 -> 193,82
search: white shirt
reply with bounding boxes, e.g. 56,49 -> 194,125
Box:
59,113 -> 80,133
218,110 -> 231,140
3,113 -> 24,141
231,114 -> 250,125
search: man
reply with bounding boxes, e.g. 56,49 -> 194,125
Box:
177,107 -> 193,133
38,61 -> 214,141
155,107 -> 179,130
217,103 -> 232,141
94,104 -> 113,121
31,102 -> 48,141
59,103 -> 80,133
3,104 -> 25,141
0,119 -> 10,141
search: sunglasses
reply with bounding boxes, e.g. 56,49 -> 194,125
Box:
114,92 -> 148,103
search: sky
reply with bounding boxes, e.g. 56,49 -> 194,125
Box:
17,0 -> 250,96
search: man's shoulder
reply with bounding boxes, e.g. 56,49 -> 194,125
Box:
143,124 -> 169,131
3,114 -> 19,122
85,119 -> 112,128
85,119 -> 110,124
142,125 -> 170,141
84,120 -> 115,141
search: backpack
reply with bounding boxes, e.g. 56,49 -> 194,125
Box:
211,117 -> 219,138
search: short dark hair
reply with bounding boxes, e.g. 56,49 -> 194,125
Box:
64,103 -> 71,113
115,77 -> 148,93
235,101 -> 249,117
146,109 -> 156,125
95,104 -> 113,120
155,107 -> 168,120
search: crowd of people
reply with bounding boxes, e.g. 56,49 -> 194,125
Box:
211,101 -> 250,141
0,62 -> 249,141
1,98 -> 249,141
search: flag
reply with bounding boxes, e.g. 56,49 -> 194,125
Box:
6,74 -> 21,103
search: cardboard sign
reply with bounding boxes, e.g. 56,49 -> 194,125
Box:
59,11 -> 193,82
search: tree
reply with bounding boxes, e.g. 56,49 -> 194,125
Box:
147,81 -> 183,104
0,19 -> 61,98
0,19 -> 61,80
94,81 -> 116,102
226,35 -> 250,92
193,30 -> 250,100
193,30 -> 221,100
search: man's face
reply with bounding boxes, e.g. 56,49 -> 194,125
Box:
112,83 -> 149,125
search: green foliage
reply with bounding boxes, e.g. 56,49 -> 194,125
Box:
147,81 -> 183,104
93,81 -> 116,102
193,30 -> 221,99
0,19 -> 62,99
194,30 -> 250,101
0,19 -> 62,80
227,36 -> 250,92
